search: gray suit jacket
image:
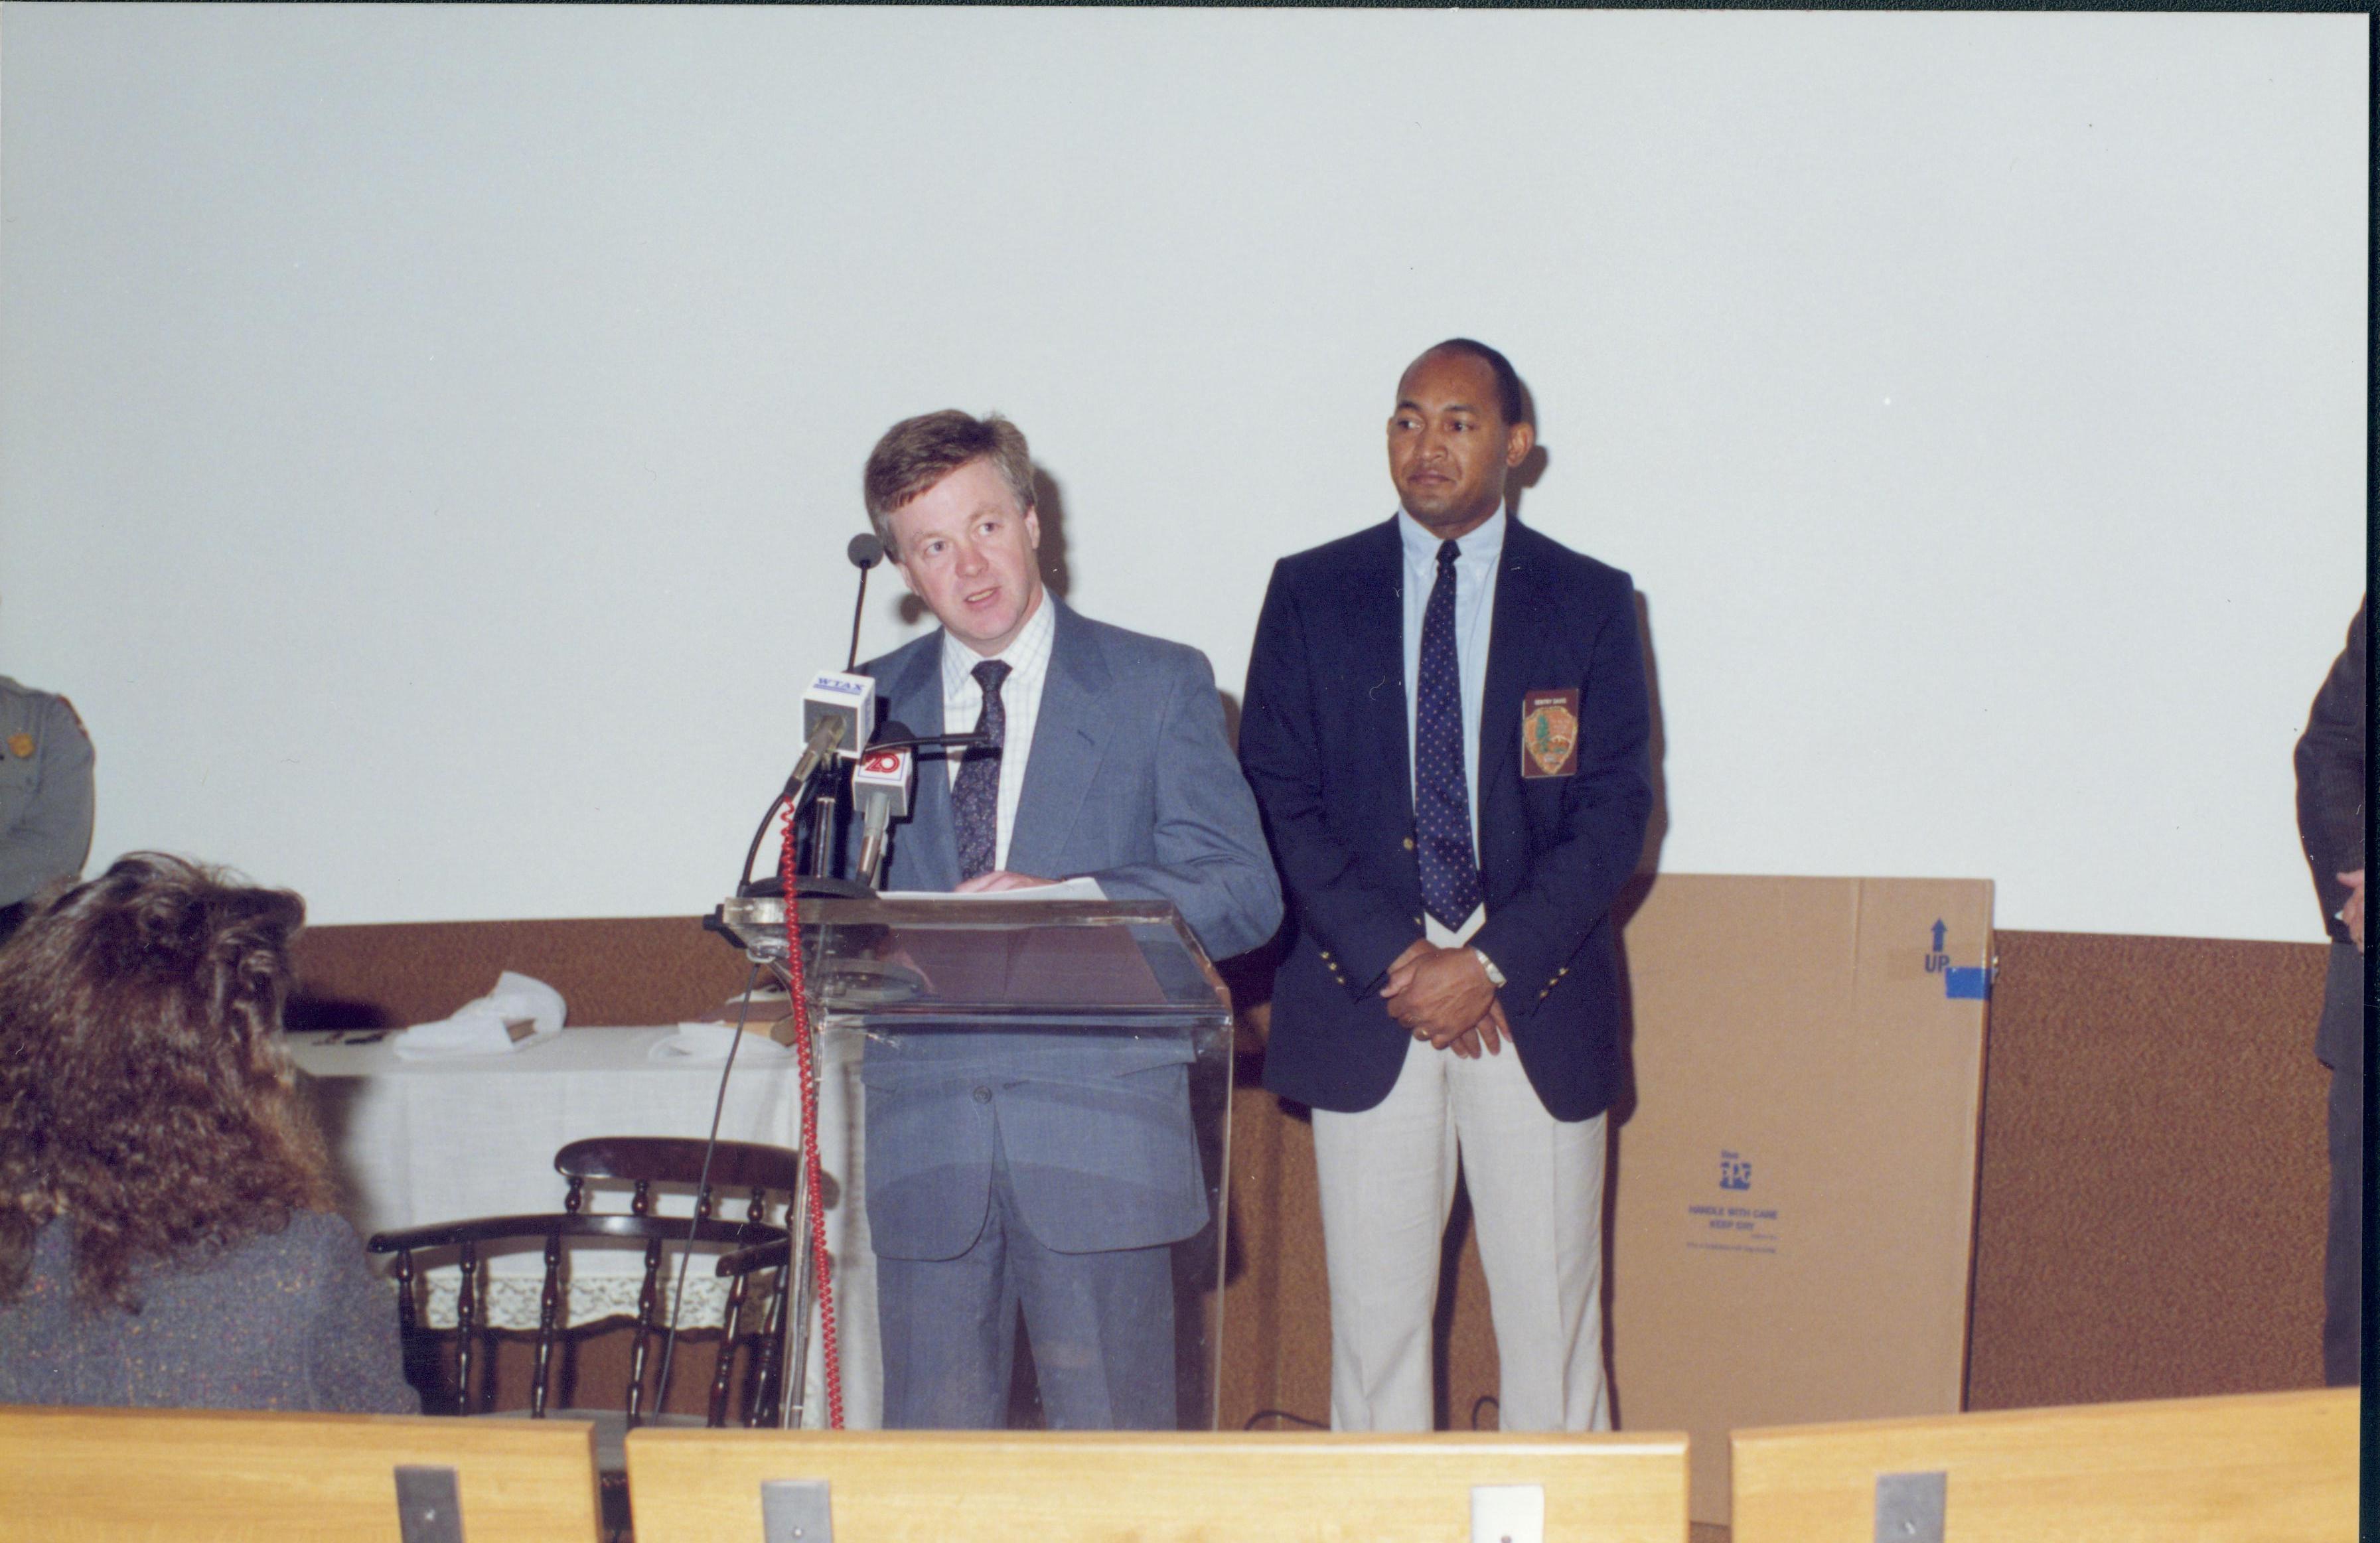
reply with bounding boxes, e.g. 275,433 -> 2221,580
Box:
852,599 -> 1280,1259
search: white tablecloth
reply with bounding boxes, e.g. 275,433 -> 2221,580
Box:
294,1025 -> 797,1234
291,1025 -> 880,1426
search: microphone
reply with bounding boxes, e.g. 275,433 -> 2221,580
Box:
793,672 -> 875,791
734,670 -> 878,899
782,716 -> 844,798
796,671 -> 875,882
846,534 -> 884,670
853,719 -> 919,888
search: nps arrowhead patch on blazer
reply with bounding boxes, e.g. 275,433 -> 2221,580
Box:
1521,688 -> 1582,779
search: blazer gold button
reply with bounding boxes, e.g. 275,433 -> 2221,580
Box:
1402,837 -> 1416,851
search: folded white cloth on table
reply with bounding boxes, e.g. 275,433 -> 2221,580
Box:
649,1019 -> 794,1064
391,971 -> 567,1060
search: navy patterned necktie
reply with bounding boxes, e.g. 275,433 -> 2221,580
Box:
952,658 -> 1010,882
1414,539 -> 1482,928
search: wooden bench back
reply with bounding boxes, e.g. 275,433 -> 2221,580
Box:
1732,1387 -> 2357,1543
624,1428 -> 1688,1543
0,1404 -> 603,1542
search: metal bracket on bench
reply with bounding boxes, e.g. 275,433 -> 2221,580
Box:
394,1465 -> 465,1543
1874,1470 -> 1946,1543
761,1479 -> 834,1543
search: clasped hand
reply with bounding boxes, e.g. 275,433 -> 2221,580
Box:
1380,940 -> 1510,1060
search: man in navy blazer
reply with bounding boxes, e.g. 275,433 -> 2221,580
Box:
1238,340 -> 1651,1432
851,409 -> 1280,1431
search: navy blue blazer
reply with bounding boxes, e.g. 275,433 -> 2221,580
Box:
851,599 -> 1282,1258
1238,517 -> 1652,1122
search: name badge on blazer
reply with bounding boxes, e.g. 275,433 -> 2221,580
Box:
1521,688 -> 1580,778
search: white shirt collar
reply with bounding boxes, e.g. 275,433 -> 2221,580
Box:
940,588 -> 1057,691
1397,506 -> 1507,567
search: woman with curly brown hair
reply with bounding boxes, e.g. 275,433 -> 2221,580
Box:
0,853 -> 415,1412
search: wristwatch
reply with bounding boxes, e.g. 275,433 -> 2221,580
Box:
1471,947 -> 1506,988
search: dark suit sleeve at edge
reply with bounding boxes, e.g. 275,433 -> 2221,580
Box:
1238,561 -> 1422,996
2295,603 -> 2367,941
1469,575 -> 1653,1016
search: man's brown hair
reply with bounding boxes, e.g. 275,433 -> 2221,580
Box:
0,853 -> 333,1310
861,410 -> 1035,559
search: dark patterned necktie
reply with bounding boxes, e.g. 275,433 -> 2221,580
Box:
952,658 -> 1010,882
1414,540 -> 1482,928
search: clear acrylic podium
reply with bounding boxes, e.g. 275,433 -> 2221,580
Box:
714,895 -> 1236,1432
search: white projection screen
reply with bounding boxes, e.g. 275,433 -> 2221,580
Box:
1,6 -> 2365,937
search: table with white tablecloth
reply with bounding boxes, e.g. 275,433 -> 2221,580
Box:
289,1024 -> 880,1427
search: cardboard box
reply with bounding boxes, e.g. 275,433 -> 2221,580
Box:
1607,875 -> 1992,1526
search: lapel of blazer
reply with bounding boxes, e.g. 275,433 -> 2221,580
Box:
1006,599 -> 1112,878
883,634 -> 961,893
1479,519 -> 1548,865
1343,518 -> 1415,826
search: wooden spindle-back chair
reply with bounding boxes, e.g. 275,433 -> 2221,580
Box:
370,1137 -> 800,1427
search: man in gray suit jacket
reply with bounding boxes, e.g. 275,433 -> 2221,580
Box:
851,409 -> 1280,1430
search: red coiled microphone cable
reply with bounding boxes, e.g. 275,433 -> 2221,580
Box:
778,814 -> 844,1428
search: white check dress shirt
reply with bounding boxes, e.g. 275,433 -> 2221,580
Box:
940,593 -> 1057,875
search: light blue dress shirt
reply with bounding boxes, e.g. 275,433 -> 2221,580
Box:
1398,507 -> 1504,859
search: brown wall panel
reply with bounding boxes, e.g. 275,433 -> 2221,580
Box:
290,915 -> 753,1030
1964,929 -> 2332,1409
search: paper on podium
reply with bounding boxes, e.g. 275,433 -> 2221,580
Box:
878,876 -> 1107,903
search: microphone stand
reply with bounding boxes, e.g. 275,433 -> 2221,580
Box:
725,530 -> 884,903
806,763 -> 842,881
730,778 -> 867,905
844,534 -> 881,673
727,730 -> 985,903
693,533 -> 890,1424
